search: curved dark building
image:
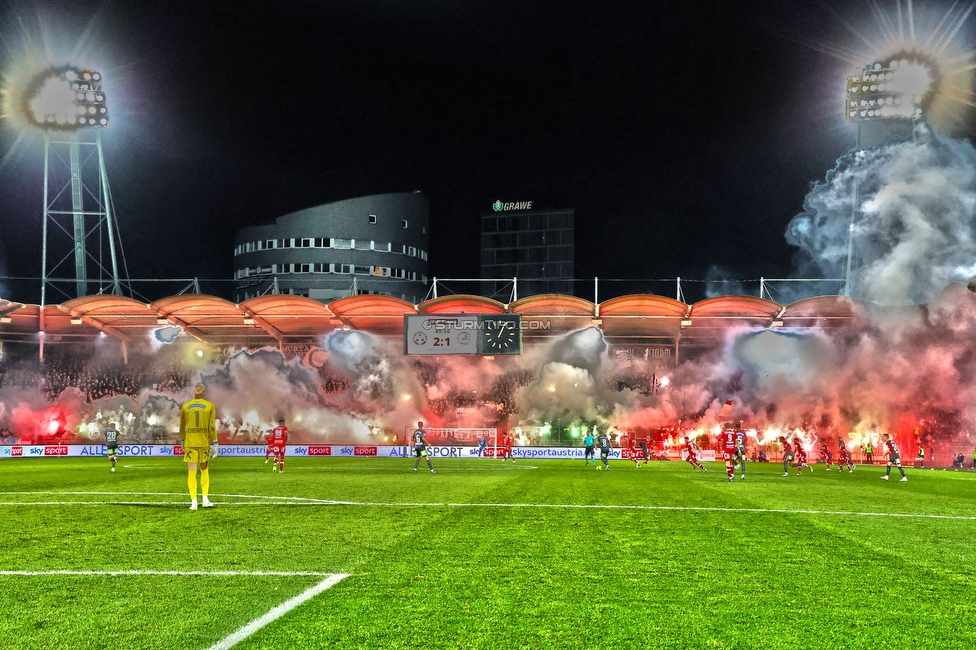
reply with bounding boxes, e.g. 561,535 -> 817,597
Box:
233,193 -> 429,303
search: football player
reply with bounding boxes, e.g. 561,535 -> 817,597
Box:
881,433 -> 907,481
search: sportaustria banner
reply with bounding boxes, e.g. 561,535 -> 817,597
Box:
0,444 -> 654,460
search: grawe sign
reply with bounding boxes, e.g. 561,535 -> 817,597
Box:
492,200 -> 533,212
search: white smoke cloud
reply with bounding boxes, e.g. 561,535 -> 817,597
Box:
788,124 -> 976,304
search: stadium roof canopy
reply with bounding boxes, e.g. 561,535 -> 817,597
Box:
0,291 -> 889,350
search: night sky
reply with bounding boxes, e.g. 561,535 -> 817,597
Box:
1,1 -> 973,304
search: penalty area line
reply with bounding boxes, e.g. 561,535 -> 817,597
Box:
206,573 -> 350,650
0,570 -> 337,577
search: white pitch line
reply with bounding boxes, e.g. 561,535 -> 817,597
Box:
0,570 -> 335,576
0,501 -> 337,506
206,573 -> 350,650
1,491 -> 974,521
0,491 -> 335,502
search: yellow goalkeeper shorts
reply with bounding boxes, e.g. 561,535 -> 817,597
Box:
183,446 -> 211,464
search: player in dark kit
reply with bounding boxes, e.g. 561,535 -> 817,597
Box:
720,425 -> 737,481
818,438 -> 833,470
104,422 -> 121,472
639,437 -> 650,464
412,421 -> 436,474
734,426 -> 747,480
779,437 -> 794,477
596,431 -> 612,471
682,436 -> 706,472
837,439 -> 855,473
881,433 -> 907,481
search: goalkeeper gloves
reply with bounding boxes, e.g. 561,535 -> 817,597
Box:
210,442 -> 219,457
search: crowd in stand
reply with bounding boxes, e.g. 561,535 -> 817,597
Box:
0,349 -> 192,403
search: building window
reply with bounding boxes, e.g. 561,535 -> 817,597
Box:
402,220 -> 408,229
374,241 -> 391,252
266,239 -> 276,249
369,214 -> 377,224
299,263 -> 311,273
408,246 -> 417,257
422,226 -> 426,234
340,264 -> 353,274
354,265 -> 371,274
334,238 -> 352,249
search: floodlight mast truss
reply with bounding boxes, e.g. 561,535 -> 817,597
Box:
33,68 -> 122,308
842,58 -> 931,297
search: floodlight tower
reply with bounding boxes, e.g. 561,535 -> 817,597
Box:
842,57 -> 936,297
24,66 -> 122,306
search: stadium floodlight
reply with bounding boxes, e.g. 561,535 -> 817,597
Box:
23,65 -> 110,131
845,56 -> 937,123
22,64 -> 123,309
843,54 -> 938,299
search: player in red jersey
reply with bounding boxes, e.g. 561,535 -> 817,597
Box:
266,418 -> 288,473
837,438 -> 854,473
621,430 -> 642,467
264,427 -> 275,464
720,424 -> 737,481
779,436 -> 794,476
682,436 -> 706,472
818,438 -> 833,470
501,431 -> 515,462
793,436 -> 812,475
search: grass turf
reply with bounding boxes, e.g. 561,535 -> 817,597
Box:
0,456 -> 974,649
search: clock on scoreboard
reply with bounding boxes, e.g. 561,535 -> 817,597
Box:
477,314 -> 521,355
404,314 -> 522,355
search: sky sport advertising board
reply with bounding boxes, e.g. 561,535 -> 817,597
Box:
0,445 -> 659,460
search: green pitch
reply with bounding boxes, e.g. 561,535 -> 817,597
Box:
1,457 -> 974,649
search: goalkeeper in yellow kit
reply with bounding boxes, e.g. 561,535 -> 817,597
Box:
180,383 -> 218,510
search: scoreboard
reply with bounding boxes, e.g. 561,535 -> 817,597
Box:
404,314 -> 522,355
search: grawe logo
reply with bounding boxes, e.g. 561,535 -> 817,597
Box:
492,200 -> 533,212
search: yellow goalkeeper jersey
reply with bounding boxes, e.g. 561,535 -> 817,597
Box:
180,399 -> 216,448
